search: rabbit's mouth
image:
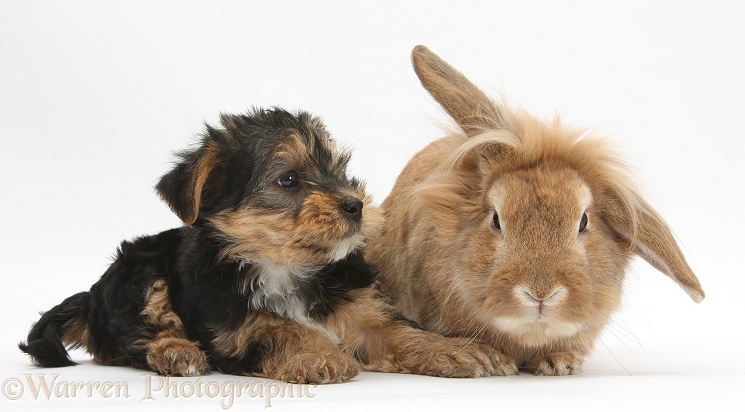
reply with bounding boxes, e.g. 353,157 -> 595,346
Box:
492,316 -> 582,347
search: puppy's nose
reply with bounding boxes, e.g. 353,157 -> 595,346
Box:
340,196 -> 363,221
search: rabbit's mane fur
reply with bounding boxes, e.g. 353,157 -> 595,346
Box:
414,108 -> 647,244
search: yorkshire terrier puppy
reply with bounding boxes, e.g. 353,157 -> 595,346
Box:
19,108 -> 512,383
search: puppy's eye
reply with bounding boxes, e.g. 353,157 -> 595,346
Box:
278,171 -> 300,188
492,211 -> 501,231
579,212 -> 588,233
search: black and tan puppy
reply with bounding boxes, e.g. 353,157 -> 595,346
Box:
19,108 -> 512,383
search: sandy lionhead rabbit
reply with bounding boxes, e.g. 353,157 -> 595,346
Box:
365,45 -> 705,376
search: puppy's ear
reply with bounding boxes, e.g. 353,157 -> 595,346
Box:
156,140 -> 223,226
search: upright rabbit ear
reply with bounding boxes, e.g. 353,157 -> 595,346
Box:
156,138 -> 224,226
411,45 -> 510,136
603,189 -> 705,303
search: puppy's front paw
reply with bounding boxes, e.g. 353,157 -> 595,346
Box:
421,338 -> 518,377
146,337 -> 210,377
270,350 -> 359,384
528,351 -> 583,376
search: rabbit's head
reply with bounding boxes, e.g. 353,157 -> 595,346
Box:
368,46 -> 704,367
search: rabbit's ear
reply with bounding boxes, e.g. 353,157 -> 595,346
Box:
156,139 -> 224,226
604,190 -> 705,303
411,45 -> 509,137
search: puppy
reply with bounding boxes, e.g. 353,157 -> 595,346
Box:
19,108 -> 512,383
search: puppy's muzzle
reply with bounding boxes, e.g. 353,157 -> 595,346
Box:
340,196 -> 363,222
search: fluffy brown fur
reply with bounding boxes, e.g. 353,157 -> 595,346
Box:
20,107 -> 511,383
365,46 -> 705,376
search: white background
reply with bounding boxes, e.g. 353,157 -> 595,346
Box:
1,1 -> 744,411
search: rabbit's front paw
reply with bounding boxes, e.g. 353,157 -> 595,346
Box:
361,328 -> 518,377
528,351 -> 583,376
415,337 -> 518,377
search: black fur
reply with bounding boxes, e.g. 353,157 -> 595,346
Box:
19,108 -> 376,375
18,292 -> 90,367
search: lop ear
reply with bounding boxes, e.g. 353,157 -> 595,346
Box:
156,139 -> 223,226
603,189 -> 705,303
411,45 -> 509,136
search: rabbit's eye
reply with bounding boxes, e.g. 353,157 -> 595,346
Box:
492,211 -> 501,231
579,212 -> 588,233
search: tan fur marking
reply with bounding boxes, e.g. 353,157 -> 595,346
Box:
210,208 -> 301,264
208,189 -> 374,265
61,317 -> 89,349
273,133 -> 310,165
183,141 -> 222,226
139,279 -> 209,376
296,191 -> 353,243
140,279 -> 186,335
212,312 -> 358,384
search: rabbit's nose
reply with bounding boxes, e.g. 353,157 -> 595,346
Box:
515,286 -> 567,308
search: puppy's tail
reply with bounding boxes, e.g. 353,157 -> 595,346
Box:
19,292 -> 90,367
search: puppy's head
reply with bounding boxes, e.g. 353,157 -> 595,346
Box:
157,108 -> 379,265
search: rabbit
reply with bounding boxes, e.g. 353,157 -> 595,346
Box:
365,45 -> 705,376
